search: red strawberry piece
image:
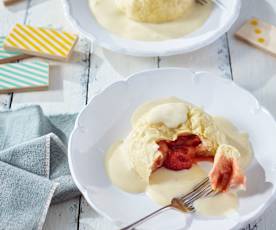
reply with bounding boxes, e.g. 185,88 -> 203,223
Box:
157,134 -> 202,153
156,133 -> 212,171
164,151 -> 193,170
169,134 -> 202,148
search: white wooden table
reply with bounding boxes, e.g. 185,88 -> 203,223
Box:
1,0 -> 276,229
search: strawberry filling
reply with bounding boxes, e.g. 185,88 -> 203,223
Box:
156,133 -> 214,171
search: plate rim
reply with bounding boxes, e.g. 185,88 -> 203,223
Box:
62,0 -> 241,57
68,67 -> 276,228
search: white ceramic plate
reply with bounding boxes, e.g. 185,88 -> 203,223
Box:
62,0 -> 241,57
69,68 -> 276,230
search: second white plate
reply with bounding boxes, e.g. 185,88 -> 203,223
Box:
63,0 -> 241,57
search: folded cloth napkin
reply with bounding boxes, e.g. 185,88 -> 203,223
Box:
0,105 -> 80,230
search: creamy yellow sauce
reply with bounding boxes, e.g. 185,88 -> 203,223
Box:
146,166 -> 207,206
194,192 -> 239,217
105,99 -> 253,217
89,0 -> 213,41
106,141 -> 146,193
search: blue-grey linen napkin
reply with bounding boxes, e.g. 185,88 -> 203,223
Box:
0,106 -> 80,230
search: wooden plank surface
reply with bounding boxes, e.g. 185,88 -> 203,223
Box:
87,47 -> 157,99
43,198 -> 80,230
159,35 -> 232,79
228,0 -> 276,117
1,0 -> 276,229
78,197 -> 115,230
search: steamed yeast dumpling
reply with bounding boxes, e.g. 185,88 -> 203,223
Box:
115,0 -> 195,23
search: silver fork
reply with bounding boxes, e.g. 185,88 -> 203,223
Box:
120,177 -> 216,230
196,0 -> 225,9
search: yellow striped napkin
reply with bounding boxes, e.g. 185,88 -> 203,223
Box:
4,24 -> 78,61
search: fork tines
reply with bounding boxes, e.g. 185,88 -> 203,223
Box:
196,0 -> 225,9
178,177 -> 215,210
196,0 -> 208,5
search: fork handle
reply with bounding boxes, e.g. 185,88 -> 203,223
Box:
119,205 -> 171,230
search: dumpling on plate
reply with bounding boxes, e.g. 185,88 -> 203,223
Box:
124,100 -> 227,182
115,0 -> 195,23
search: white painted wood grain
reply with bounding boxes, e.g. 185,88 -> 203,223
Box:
88,46 -> 157,99
6,0 -> 92,229
228,0 -> 276,117
42,198 -> 80,230
159,35 -> 232,79
78,197 -> 116,230
0,0 -> 28,109
0,93 -> 11,109
228,0 -> 276,229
